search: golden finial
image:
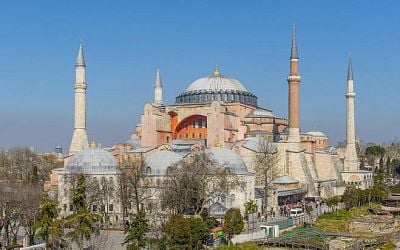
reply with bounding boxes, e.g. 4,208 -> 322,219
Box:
215,135 -> 222,147
90,139 -> 97,148
213,64 -> 220,77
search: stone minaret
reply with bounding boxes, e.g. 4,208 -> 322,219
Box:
287,24 -> 301,146
344,57 -> 358,171
154,67 -> 163,106
69,44 -> 89,155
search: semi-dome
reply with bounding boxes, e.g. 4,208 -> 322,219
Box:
206,147 -> 250,175
65,147 -> 119,174
145,150 -> 183,176
176,66 -> 257,107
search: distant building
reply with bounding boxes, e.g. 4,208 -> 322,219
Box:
58,145 -> 123,225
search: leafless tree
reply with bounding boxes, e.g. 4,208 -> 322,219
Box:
252,137 -> 280,216
0,148 -> 53,246
160,150 -> 244,215
119,154 -> 154,216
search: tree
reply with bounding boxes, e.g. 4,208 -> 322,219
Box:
244,200 -> 258,220
223,208 -> 244,245
162,214 -> 192,249
119,154 -> 154,215
161,151 -> 243,215
252,138 -> 280,217
65,174 -> 100,250
0,148 -> 53,246
188,217 -> 209,250
124,210 -> 150,250
324,196 -> 339,212
365,145 -> 385,169
34,193 -> 63,248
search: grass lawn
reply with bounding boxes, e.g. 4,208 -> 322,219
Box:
217,242 -> 263,250
313,203 -> 380,232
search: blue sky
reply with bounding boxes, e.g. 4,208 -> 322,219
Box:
0,1 -> 399,152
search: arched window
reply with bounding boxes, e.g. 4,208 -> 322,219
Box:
146,167 -> 151,175
230,194 -> 236,204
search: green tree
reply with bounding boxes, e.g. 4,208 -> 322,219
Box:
325,196 -> 339,212
188,217 -> 209,250
65,174 -> 100,250
124,211 -> 150,250
223,208 -> 244,245
34,193 -> 63,248
370,183 -> 389,202
365,145 -> 385,168
163,214 -> 192,249
244,200 -> 258,220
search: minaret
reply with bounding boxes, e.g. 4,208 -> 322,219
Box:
154,67 -> 163,106
287,24 -> 301,147
344,57 -> 358,171
69,43 -> 89,155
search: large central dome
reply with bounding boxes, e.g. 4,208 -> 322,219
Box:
185,74 -> 248,92
176,66 -> 257,107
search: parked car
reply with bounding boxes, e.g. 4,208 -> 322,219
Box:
290,208 -> 304,218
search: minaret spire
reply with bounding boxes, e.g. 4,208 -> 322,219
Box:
344,56 -> 358,171
290,23 -> 298,60
76,43 -> 85,67
154,66 -> 163,106
69,43 -> 89,155
287,23 -> 301,147
347,56 -> 353,81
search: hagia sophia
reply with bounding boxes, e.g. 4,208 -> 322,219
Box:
46,25 -> 373,225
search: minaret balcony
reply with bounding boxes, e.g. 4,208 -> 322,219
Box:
287,75 -> 301,82
74,83 -> 87,89
346,92 -> 356,98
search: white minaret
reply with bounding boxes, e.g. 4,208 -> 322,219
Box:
344,57 -> 358,171
69,44 -> 89,155
154,67 -> 163,106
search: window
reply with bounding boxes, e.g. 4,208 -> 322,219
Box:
199,133 -> 202,139
92,204 -> 98,212
101,205 -> 105,212
167,136 -> 170,142
185,133 -> 188,139
109,204 -> 114,212
230,194 -> 236,204
63,204 -> 67,212
192,132 -> 195,138
179,134 -> 182,139
69,204 -> 74,212
146,167 -> 151,175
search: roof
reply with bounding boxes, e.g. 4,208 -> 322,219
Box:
65,147 -> 119,174
241,137 -> 277,153
306,131 -> 326,137
145,150 -> 183,176
278,188 -> 305,197
206,147 -> 250,175
273,175 -> 299,184
246,108 -> 277,118
184,73 -> 248,93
